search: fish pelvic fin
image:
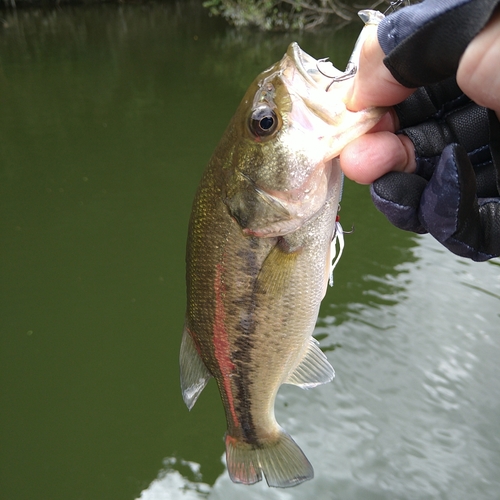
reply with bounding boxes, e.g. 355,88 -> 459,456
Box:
179,326 -> 212,410
225,430 -> 313,488
284,337 -> 335,389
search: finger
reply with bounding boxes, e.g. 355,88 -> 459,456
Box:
346,30 -> 415,112
367,108 -> 400,133
457,10 -> 500,115
340,130 -> 416,184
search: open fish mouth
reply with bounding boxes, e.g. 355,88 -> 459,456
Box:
286,10 -> 384,93
286,42 -> 347,91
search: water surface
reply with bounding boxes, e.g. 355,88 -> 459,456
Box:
1,4 -> 499,500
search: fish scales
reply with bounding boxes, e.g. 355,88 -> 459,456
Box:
180,10 -> 386,488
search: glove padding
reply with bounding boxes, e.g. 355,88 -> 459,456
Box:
370,80 -> 500,261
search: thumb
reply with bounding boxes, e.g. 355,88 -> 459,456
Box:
346,30 -> 414,112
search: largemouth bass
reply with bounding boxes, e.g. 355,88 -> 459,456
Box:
180,10 -> 385,488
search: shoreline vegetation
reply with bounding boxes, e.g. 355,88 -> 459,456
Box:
1,0 -> 390,30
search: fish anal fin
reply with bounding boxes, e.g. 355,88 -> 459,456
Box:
179,326 -> 212,410
225,429 -> 313,488
256,238 -> 301,296
284,337 -> 335,389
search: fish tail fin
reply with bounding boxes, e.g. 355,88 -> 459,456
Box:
224,429 -> 313,488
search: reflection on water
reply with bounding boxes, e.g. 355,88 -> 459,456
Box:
137,458 -> 210,500
140,237 -> 500,499
1,3 -> 499,500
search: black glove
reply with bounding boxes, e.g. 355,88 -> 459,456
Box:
378,0 -> 500,88
370,78 -> 500,261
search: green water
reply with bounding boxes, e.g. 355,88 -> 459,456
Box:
1,4 -> 499,500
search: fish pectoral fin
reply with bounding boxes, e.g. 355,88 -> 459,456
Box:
284,337 -> 335,389
179,325 -> 212,410
225,428 -> 313,488
256,238 -> 301,296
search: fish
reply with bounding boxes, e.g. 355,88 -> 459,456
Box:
180,10 -> 386,488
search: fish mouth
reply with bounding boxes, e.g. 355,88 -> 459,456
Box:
286,42 -> 345,91
280,42 -> 357,149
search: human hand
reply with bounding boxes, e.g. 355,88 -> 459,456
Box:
457,9 -> 500,116
370,79 -> 500,261
339,11 -> 500,261
341,9 -> 500,185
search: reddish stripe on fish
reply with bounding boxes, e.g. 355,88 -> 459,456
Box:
214,263 -> 239,428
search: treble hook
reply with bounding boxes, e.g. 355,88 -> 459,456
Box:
322,1 -> 412,91
316,58 -> 335,78
325,63 -> 357,91
316,58 -> 357,91
319,2 -> 412,91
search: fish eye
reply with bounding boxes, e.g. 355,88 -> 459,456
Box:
249,106 -> 279,138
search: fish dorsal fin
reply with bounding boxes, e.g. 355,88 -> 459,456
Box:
179,326 -> 212,410
284,337 -> 334,388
